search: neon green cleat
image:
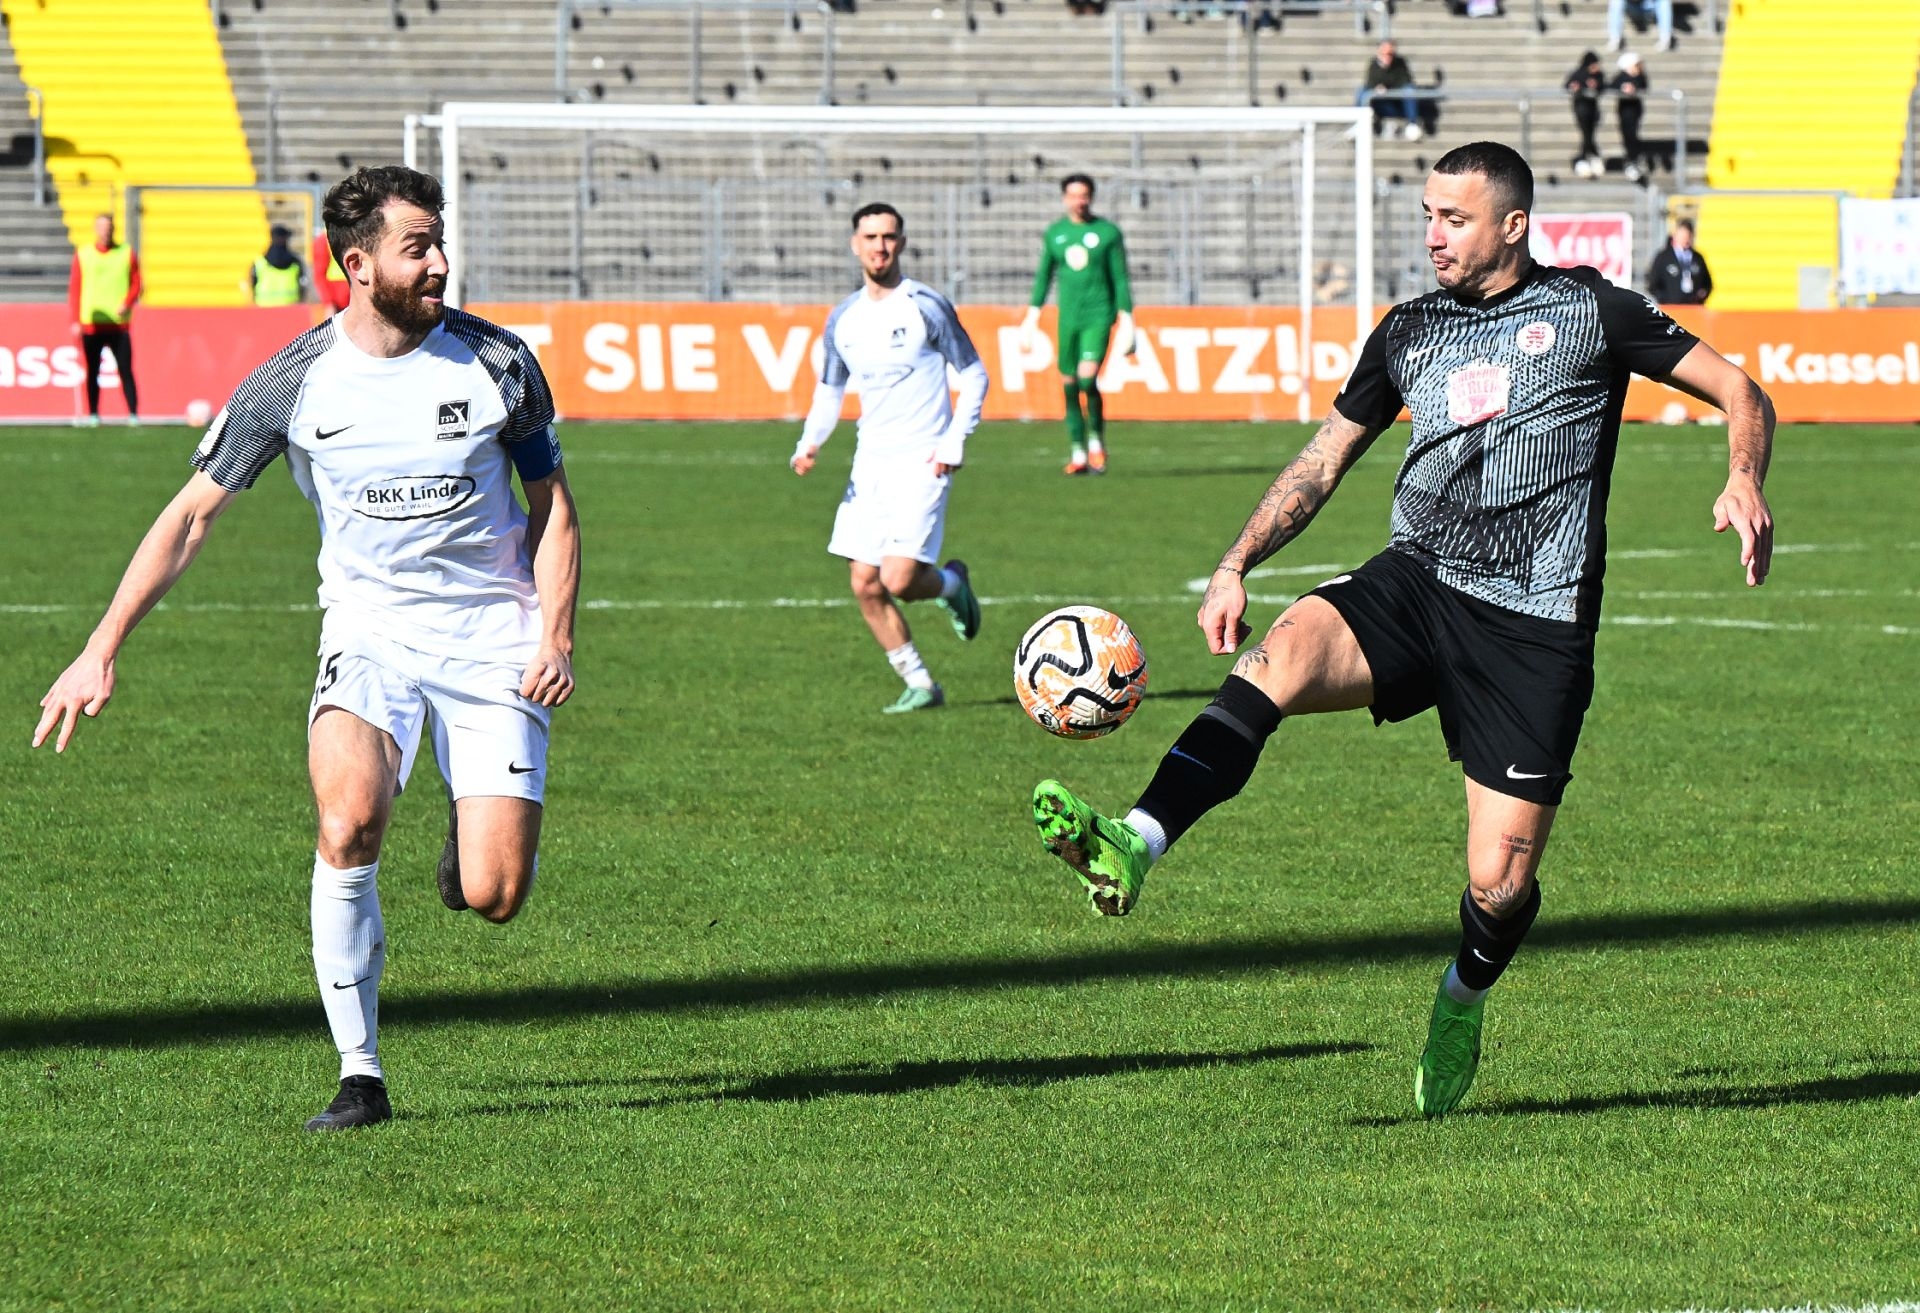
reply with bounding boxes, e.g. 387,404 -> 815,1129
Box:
882,683 -> 945,714
1031,779 -> 1151,916
1414,982 -> 1486,1117
937,559 -> 981,641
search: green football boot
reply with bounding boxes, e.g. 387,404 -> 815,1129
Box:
1413,981 -> 1486,1117
937,559 -> 982,641
882,683 -> 945,714
1031,779 -> 1151,916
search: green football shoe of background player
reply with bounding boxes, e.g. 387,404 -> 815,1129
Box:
1031,779 -> 1150,916
936,558 -> 981,641
1414,983 -> 1486,1116
882,684 -> 945,714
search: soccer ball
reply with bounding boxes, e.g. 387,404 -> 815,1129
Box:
1014,606 -> 1149,739
185,399 -> 213,427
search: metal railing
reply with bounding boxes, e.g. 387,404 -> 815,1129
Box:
1361,86 -> 1695,187
23,84 -> 47,206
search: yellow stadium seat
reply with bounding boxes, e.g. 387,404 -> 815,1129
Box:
4,0 -> 265,306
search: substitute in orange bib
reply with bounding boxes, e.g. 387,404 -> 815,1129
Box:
69,212 -> 141,426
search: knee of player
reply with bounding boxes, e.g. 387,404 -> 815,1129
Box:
1465,855 -> 1540,914
466,865 -> 536,923
850,573 -> 889,604
470,895 -> 523,925
877,563 -> 920,597
315,811 -> 384,867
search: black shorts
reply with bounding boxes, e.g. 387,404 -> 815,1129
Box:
1307,549 -> 1595,806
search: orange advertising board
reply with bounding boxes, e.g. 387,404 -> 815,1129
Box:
466,302 -> 1363,425
467,302 -> 1920,426
3,302 -> 1914,425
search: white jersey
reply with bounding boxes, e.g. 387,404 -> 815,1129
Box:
801,278 -> 988,468
192,310 -> 563,663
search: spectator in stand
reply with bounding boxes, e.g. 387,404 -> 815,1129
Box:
312,227 -> 351,313
1647,219 -> 1712,305
1612,53 -> 1651,183
1608,0 -> 1673,53
1357,40 -> 1424,141
69,212 -> 140,427
249,225 -> 309,306
1565,50 -> 1607,178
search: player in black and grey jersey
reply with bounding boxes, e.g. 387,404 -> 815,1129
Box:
1029,142 -> 1774,1117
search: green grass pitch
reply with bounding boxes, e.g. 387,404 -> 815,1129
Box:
3,418 -> 1917,1311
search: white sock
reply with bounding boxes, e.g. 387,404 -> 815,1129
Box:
312,855 -> 385,1082
1443,963 -> 1489,1006
1123,808 -> 1168,864
886,642 -> 935,690
938,566 -> 963,600
1088,435 -> 1105,455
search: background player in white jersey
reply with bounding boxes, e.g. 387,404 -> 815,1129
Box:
1027,142 -> 1774,1118
792,203 -> 990,714
32,166 -> 581,1132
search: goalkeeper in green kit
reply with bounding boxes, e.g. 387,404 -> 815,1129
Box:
1022,174 -> 1135,476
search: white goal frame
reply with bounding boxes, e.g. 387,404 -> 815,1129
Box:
410,102 -> 1374,422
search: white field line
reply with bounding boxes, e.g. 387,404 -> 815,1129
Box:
3,593 -> 1916,640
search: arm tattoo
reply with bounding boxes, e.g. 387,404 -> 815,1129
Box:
1217,413 -> 1376,575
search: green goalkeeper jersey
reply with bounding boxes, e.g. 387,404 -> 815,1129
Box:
1030,215 -> 1132,324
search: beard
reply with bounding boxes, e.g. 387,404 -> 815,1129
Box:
369,266 -> 444,335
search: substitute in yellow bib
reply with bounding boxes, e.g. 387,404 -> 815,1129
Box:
250,226 -> 309,307
68,213 -> 141,426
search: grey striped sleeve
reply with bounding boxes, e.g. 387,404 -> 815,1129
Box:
819,297 -> 854,387
910,285 -> 981,370
443,309 -> 559,446
191,319 -> 335,491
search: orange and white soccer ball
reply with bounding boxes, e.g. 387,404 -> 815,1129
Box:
1014,606 -> 1149,739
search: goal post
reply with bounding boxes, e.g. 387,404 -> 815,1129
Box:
414,102 -> 1373,421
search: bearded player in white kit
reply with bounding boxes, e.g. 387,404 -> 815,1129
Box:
31,166 -> 581,1131
792,202 -> 989,713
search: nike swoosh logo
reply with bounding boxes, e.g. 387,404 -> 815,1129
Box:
315,425 -> 353,440
508,763 -> 537,775
1168,746 -> 1213,772
1406,345 -> 1439,361
1470,948 -> 1497,963
1506,765 -> 1552,780
331,976 -> 372,990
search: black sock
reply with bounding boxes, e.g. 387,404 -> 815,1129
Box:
1130,675 -> 1282,850
1452,881 -> 1542,992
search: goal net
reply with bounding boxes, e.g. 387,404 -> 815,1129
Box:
415,102 -> 1373,315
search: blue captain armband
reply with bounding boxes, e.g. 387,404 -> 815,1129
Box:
508,424 -> 563,483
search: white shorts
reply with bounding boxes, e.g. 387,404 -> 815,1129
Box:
309,621 -> 552,803
827,462 -> 951,567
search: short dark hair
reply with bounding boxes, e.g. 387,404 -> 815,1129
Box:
851,202 -> 904,232
1674,218 -> 1696,235
1061,173 -> 1096,195
323,166 -> 445,266
1431,141 -> 1533,219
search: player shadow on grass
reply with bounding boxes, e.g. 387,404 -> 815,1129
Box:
1351,1068 -> 1920,1126
456,1041 -> 1372,1119
10,896 -> 1920,1054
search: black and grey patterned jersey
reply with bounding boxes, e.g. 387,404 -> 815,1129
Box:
189,309 -> 564,661
1334,263 -> 1697,627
